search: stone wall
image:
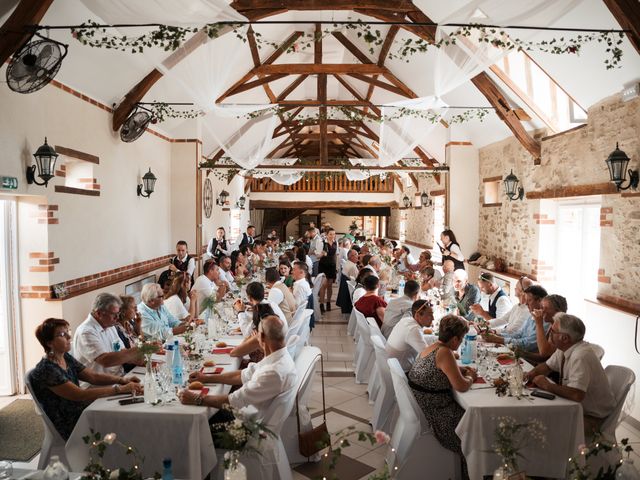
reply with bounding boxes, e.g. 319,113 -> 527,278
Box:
478,93 -> 640,308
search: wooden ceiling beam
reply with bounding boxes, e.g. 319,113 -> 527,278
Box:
256,64 -> 385,75
0,0 -> 54,67
251,200 -> 400,210
263,31 -> 304,65
276,74 -> 309,101
332,31 -> 375,64
231,0 -> 416,13
603,0 -> 640,55
346,73 -> 412,98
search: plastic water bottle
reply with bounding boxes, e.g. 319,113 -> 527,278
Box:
162,458 -> 174,480
398,278 -> 405,297
165,343 -> 174,371
171,340 -> 183,386
461,326 -> 478,365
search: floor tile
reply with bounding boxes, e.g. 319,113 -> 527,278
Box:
328,351 -> 355,362
335,394 -> 374,418
333,381 -> 369,397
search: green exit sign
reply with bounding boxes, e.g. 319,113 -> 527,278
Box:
1,176 -> 18,190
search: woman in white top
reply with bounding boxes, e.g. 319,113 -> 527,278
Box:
439,229 -> 465,271
164,273 -> 196,321
292,261 -> 313,309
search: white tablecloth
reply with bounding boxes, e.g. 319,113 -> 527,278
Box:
454,360 -> 585,479
66,336 -> 242,479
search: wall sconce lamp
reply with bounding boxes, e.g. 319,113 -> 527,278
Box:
137,168 -> 157,198
402,194 -> 412,208
236,195 -> 246,209
606,143 -> 639,191
504,170 -> 525,201
26,137 -> 58,187
216,190 -> 229,206
420,191 -> 433,207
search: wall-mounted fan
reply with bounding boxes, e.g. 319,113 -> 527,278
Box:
6,33 -> 68,94
120,105 -> 155,143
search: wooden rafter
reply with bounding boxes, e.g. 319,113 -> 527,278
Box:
603,0 -> 640,55
0,0 -> 54,67
276,74 -> 308,101
231,0 -> 417,13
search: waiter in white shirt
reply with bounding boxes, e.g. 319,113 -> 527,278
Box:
180,315 -> 297,427
306,227 -> 324,276
386,300 -> 437,372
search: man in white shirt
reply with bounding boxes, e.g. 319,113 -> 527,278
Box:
488,276 -> 534,333
192,259 -> 228,314
265,267 -> 296,323
73,293 -> 141,384
470,272 -> 512,320
364,256 -> 382,278
386,300 -> 437,371
381,280 -> 420,338
218,255 -> 236,290
234,281 -> 288,337
525,313 -> 615,439
233,225 -> 256,251
292,261 -> 313,309
342,249 -> 359,281
180,315 -> 297,427
307,227 -> 324,275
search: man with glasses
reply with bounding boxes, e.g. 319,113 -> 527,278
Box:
525,313 -> 615,439
73,293 -> 142,385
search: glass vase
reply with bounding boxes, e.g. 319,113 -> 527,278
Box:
508,362 -> 524,397
143,357 -> 158,404
223,451 -> 247,480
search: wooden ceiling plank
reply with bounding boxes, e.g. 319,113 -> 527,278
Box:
256,64 -> 384,75
332,31 -> 375,64
0,0 -> 55,67
232,0 -> 416,12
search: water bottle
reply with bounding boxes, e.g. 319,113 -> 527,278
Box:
165,343 -> 174,371
461,325 -> 478,365
162,458 -> 174,480
171,340 -> 183,386
398,278 -> 405,297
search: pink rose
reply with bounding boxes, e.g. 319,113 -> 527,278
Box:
374,430 -> 390,444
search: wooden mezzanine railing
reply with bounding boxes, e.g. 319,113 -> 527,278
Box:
249,172 -> 394,193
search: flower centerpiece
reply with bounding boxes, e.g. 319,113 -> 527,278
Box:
80,430 -> 159,480
210,405 -> 276,478
322,427 -> 392,479
568,436 -> 635,479
491,416 -> 546,477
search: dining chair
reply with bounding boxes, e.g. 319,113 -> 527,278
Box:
370,336 -> 398,433
25,370 -> 70,469
601,365 -> 636,443
386,358 -> 460,479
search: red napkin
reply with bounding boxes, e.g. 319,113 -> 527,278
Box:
156,351 -> 166,355
474,377 -> 487,384
212,347 -> 233,354
201,387 -> 209,396
497,357 -> 515,365
201,366 -> 224,374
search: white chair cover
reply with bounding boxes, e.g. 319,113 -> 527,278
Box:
353,310 -> 375,385
346,281 -> 358,338
281,346 -> 322,465
312,274 -> 325,324
601,365 -> 636,442
589,342 -> 605,360
386,358 -> 460,479
287,310 -> 313,359
365,317 -> 384,404
370,336 -> 398,434
25,370 -> 69,469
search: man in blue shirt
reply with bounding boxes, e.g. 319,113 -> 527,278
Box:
481,285 -> 548,352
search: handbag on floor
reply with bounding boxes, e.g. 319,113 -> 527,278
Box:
297,354 -> 331,458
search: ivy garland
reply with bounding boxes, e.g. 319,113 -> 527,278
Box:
71,19 -> 626,69
147,102 -> 203,122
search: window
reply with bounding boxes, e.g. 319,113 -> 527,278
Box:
483,180 -> 501,205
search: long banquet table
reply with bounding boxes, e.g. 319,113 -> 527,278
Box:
453,351 -> 585,479
66,335 -> 242,480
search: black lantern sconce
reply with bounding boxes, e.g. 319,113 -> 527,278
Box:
236,195 -> 246,209
137,168 -> 157,198
402,194 -> 412,208
216,190 -> 229,206
26,137 -> 58,187
420,191 -> 433,207
605,143 -> 638,191
504,170 -> 525,201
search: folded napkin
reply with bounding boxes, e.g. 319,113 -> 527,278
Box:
201,366 -> 224,374
212,347 -> 233,354
474,376 -> 487,384
497,357 -> 515,365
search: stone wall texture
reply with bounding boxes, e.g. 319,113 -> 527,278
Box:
478,93 -> 640,307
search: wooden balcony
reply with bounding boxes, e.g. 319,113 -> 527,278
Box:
248,173 -> 394,193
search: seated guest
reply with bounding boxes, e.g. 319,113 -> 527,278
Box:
116,295 -> 141,347
353,268 -> 374,303
292,261 -> 313,310
381,280 -> 420,338
525,313 -> 615,440
278,261 -> 295,288
354,275 -> 387,328
234,281 -> 287,337
488,276 -> 534,333
452,269 -> 481,321
250,240 -> 267,264
179,315 -> 297,429
396,246 -> 417,273
31,318 -> 143,439
73,293 -> 141,383
283,249 -> 296,264
470,272 -> 512,320
230,250 -> 249,278
230,303 -> 275,363
520,294 -> 567,364
360,253 -> 372,270
206,227 -> 230,261
364,256 -> 382,278
482,285 -> 548,351
386,300 -> 437,371
408,314 -> 476,479
169,240 -> 196,285
138,283 -> 189,341
342,249 -> 360,281
440,260 -> 456,301
265,267 -> 297,323
157,269 -> 174,297
164,273 -> 197,322
218,254 -> 237,290
419,266 -> 442,292
192,259 -> 228,313
405,250 -> 432,274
